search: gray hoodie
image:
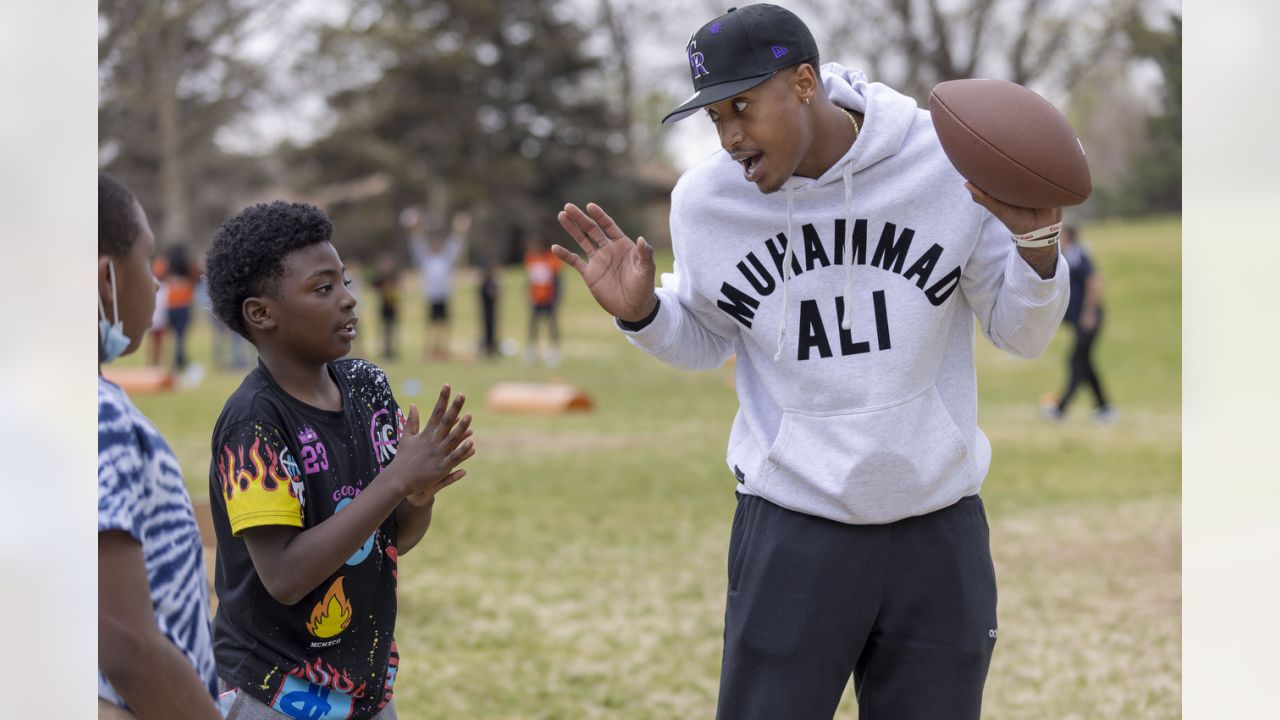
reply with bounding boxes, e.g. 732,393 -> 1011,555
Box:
622,63 -> 1069,525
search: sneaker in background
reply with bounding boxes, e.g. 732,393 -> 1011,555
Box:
1038,392 -> 1063,423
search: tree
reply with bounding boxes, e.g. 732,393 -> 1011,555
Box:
1122,10 -> 1180,214
792,0 -> 1143,104
98,0 -> 280,249
774,0 -> 1180,217
1069,8 -> 1180,217
291,0 -> 647,264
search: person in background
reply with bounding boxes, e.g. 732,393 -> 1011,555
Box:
478,257 -> 500,360
406,208 -> 471,361
163,245 -> 198,371
371,252 -> 402,361
97,172 -> 221,719
523,231 -> 561,366
198,269 -> 251,371
1041,224 -> 1115,424
146,269 -> 168,367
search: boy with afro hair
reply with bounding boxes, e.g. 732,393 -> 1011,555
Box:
204,200 -> 475,719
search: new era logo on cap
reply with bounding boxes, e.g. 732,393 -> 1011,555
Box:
663,3 -> 819,125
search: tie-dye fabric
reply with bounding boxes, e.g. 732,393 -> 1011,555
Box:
97,376 -> 218,707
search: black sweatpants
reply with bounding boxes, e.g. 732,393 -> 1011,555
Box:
717,494 -> 998,720
1057,319 -> 1109,412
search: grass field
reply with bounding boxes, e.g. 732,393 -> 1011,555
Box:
122,214 -> 1181,719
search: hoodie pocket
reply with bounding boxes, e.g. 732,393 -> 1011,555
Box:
757,384 -> 971,524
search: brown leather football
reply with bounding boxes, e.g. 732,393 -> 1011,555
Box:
929,79 -> 1092,208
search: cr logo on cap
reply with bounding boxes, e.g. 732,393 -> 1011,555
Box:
691,39 -> 711,79
688,40 -> 710,79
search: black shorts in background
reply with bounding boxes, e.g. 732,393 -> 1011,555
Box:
428,300 -> 448,322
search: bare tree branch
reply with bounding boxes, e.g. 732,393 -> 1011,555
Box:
924,0 -> 955,80
959,0 -> 997,78
888,0 -> 926,96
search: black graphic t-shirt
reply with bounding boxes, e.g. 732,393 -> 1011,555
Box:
209,359 -> 406,720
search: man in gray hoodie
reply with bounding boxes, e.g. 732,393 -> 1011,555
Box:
554,4 -> 1068,719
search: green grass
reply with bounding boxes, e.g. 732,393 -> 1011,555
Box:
121,214 -> 1181,718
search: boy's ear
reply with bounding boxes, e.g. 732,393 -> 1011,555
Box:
792,63 -> 818,102
243,296 -> 277,334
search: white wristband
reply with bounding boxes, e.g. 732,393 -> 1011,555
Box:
1011,221 -> 1062,248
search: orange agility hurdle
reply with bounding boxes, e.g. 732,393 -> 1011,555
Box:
486,382 -> 593,414
101,366 -> 175,394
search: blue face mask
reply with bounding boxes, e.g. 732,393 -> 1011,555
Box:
98,260 -> 132,363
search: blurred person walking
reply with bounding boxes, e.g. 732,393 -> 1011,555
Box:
1041,224 -> 1114,423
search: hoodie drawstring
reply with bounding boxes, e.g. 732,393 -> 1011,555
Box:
773,135 -> 865,358
774,185 -> 795,362
841,163 -> 855,331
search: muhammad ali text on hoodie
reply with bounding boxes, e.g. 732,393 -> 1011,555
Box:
715,217 -> 961,361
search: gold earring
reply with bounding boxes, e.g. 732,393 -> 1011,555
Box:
803,97 -> 810,105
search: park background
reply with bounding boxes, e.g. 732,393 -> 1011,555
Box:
103,0 -> 1181,717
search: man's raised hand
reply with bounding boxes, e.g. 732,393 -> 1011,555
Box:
554,202 -> 658,323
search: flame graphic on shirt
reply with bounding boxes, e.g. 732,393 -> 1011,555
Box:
217,437 -> 298,501
307,577 -> 353,638
288,658 -> 368,699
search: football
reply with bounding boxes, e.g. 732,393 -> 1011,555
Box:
929,79 -> 1092,209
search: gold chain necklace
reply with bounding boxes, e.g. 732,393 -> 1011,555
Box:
844,108 -> 860,139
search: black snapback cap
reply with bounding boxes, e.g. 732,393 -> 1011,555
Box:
662,3 -> 819,125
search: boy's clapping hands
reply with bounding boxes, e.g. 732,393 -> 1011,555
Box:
388,385 -> 475,506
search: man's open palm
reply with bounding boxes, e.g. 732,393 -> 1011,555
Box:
554,202 -> 657,323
